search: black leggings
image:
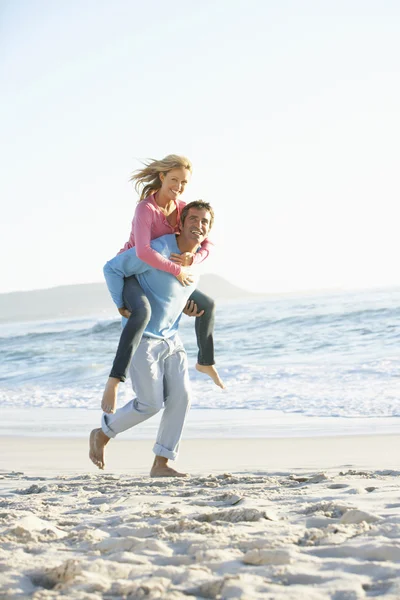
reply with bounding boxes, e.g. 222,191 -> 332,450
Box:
109,275 -> 215,382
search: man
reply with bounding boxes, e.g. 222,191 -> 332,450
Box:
89,200 -> 215,477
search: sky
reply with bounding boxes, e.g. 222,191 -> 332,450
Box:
1,0 -> 399,295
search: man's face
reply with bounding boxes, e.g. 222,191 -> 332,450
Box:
181,208 -> 211,245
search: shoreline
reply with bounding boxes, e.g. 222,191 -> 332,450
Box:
2,407 -> 400,440
2,433 -> 399,476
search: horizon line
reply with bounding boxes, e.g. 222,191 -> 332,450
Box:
0,276 -> 399,298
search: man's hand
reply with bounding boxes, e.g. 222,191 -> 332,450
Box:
118,307 -> 131,319
176,267 -> 195,287
170,252 -> 195,266
183,300 -> 205,317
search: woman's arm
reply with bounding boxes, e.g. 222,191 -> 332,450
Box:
171,238 -> 214,266
134,203 -> 182,276
192,238 -> 214,264
103,248 -> 149,309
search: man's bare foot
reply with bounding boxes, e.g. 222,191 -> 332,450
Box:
101,377 -> 120,413
89,428 -> 110,470
150,456 -> 188,478
196,364 -> 225,389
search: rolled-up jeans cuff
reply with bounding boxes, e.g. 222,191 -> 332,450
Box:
101,413 -> 117,439
153,443 -> 177,461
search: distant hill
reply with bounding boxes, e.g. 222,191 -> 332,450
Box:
0,275 -> 256,323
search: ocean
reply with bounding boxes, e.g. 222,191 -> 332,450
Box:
1,287 -> 399,439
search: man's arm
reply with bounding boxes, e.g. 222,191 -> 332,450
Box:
103,247 -> 150,309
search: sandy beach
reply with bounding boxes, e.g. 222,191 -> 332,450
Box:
1,434 -> 400,598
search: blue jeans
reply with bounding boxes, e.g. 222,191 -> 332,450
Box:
109,275 -> 215,381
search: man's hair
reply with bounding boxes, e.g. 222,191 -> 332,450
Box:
180,200 -> 214,229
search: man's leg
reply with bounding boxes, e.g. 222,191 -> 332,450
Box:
90,338 -> 166,469
150,337 -> 192,477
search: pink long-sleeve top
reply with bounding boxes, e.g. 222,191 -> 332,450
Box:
119,195 -> 212,276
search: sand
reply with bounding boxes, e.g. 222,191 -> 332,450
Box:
1,434 -> 400,598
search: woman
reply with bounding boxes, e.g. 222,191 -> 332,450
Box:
101,154 -> 224,414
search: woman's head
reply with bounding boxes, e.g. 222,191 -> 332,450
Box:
131,154 -> 192,202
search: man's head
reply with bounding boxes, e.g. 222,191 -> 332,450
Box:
179,201 -> 214,250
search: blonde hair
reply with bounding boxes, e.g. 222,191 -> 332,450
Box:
130,154 -> 193,202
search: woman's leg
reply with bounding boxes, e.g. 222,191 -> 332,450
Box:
110,276 -> 152,380
101,275 -> 151,413
188,289 -> 215,365
188,289 -> 224,388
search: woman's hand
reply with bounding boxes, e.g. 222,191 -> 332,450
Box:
170,252 -> 194,266
118,307 -> 131,319
183,300 -> 205,317
176,267 -> 195,287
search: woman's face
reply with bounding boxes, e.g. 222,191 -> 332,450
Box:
160,167 -> 190,202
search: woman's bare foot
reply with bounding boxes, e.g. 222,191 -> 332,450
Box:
196,364 -> 225,389
150,456 -> 188,478
101,377 -> 120,413
89,428 -> 110,470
